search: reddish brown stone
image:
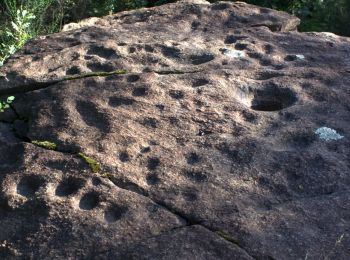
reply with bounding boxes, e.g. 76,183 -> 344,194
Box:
0,0 -> 349,258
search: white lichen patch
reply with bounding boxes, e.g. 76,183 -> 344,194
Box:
315,127 -> 344,141
222,49 -> 245,59
295,54 -> 305,60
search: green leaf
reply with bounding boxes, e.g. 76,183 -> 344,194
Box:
7,96 -> 15,102
5,31 -> 13,37
11,21 -> 19,32
8,45 -> 17,54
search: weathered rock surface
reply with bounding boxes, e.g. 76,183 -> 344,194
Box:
0,0 -> 350,259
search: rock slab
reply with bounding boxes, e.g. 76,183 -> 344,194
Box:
0,0 -> 350,259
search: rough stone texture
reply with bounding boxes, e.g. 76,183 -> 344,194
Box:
122,225 -> 253,259
0,0 -> 350,259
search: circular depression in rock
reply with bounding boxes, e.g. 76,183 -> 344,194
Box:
79,191 -> 100,210
233,84 -> 297,112
104,204 -> 128,223
250,86 -> 297,111
17,175 -> 45,198
55,177 -> 85,197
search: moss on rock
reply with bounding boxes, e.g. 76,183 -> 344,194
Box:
78,152 -> 101,173
32,140 -> 57,150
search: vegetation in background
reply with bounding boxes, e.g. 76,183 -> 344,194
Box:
0,96 -> 15,112
241,0 -> 350,37
0,0 -> 349,66
0,0 -> 60,65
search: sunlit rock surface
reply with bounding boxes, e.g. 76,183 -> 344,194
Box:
0,0 -> 349,258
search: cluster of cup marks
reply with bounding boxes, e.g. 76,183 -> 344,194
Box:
222,34 -> 299,111
10,32 -> 300,223
15,174 -> 127,223
66,24 -> 302,111
77,32 -> 298,113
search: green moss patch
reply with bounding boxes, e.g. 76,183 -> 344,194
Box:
78,152 -> 101,173
32,140 -> 57,150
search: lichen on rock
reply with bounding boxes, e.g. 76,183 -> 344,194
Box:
315,127 -> 344,141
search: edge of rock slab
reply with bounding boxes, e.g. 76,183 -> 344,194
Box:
62,0 -> 211,32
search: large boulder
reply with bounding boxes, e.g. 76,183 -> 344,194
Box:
0,0 -> 349,259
